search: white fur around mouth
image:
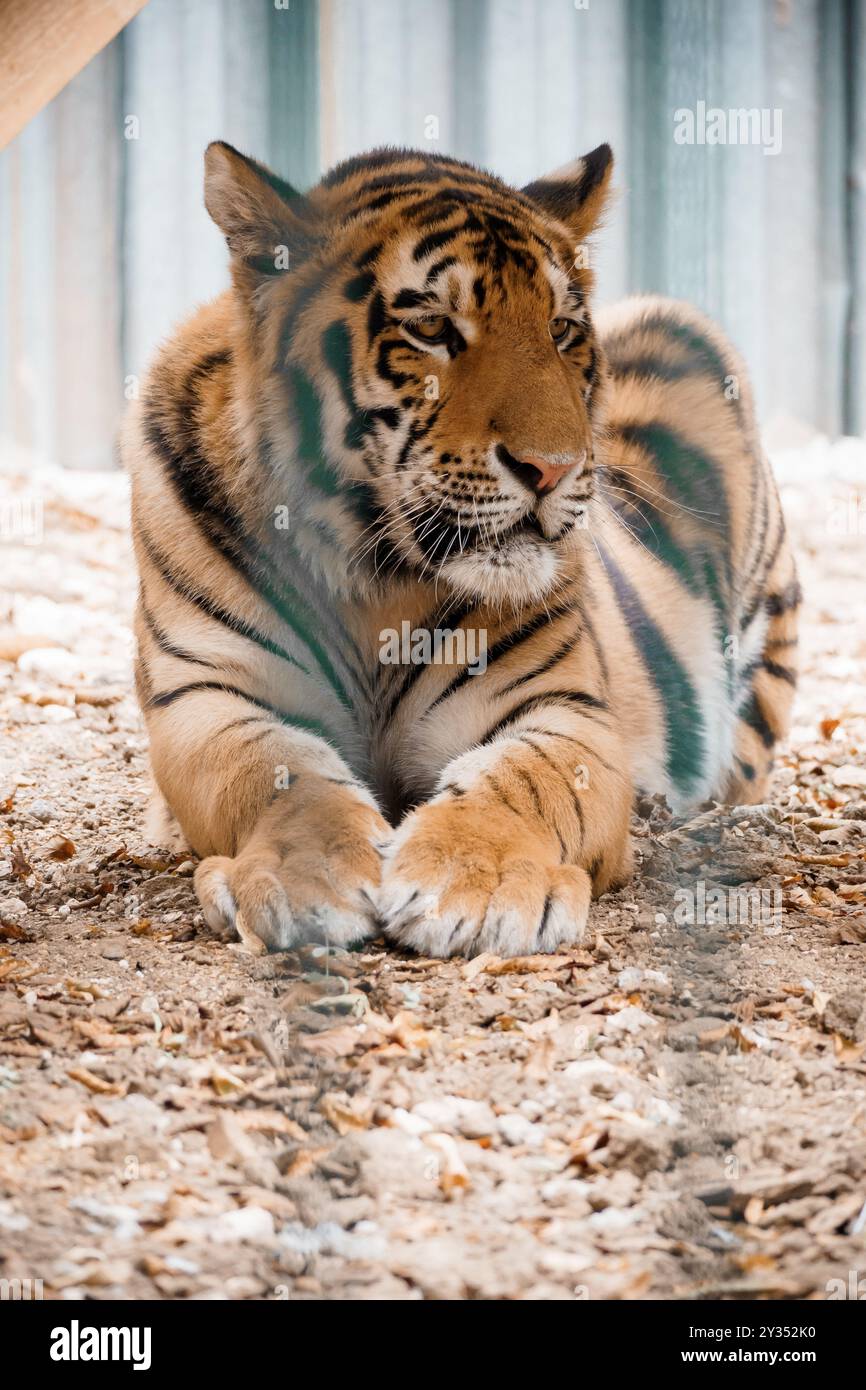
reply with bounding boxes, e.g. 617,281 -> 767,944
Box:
440,536 -> 562,605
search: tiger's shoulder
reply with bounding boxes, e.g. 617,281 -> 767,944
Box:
593,292 -> 767,592
122,291 -> 261,545
596,292 -> 758,440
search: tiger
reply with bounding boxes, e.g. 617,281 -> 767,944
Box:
123,140 -> 799,960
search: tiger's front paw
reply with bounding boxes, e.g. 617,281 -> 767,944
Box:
194,780 -> 390,953
379,793 -> 591,958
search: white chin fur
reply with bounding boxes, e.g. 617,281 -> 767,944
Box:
440,538 -> 561,606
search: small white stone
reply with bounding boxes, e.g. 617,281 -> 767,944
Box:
207,1206 -> 275,1244
0,1201 -> 29,1232
17,647 -> 85,682
412,1096 -> 496,1138
0,896 -> 27,921
498,1113 -> 544,1147
587,1206 -> 642,1233
604,1005 -> 656,1036
391,1107 -> 433,1136
617,967 -> 644,992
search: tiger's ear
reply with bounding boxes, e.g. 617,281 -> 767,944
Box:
204,141 -> 315,275
522,143 -> 614,244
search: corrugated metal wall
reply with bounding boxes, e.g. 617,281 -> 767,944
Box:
0,0 -> 318,470
1,0 -> 864,470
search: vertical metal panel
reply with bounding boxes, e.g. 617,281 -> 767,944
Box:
321,0 -> 629,300
320,0 -> 454,166
716,0 -> 769,416
845,0 -> 866,434
0,50 -> 120,471
0,109 -> 57,467
565,0 -> 630,305
626,0 -> 666,298
480,0 -> 628,302
451,0 -> 489,163
269,0 -> 320,191
764,0 -> 822,429
626,0 -> 847,431
1,0 -> 322,471
817,0 -> 848,438
647,1 -> 725,316
121,0 -> 272,385
482,0 -> 549,186
54,46 -> 123,468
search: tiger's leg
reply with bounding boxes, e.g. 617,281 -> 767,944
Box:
725,539 -> 801,805
378,705 -> 633,958
143,684 -> 390,952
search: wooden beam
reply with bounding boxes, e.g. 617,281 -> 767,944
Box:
0,0 -> 149,150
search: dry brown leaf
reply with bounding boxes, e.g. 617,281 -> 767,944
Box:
812,886 -> 841,906
73,1019 -> 139,1049
65,979 -> 111,1001
833,1034 -> 866,1064
74,688 -> 123,707
568,1125 -> 608,1168
483,954 -> 575,976
30,1024 -> 64,1048
461,951 -> 500,981
812,989 -> 831,1017
9,844 -> 32,880
0,959 -> 36,982
106,845 -> 190,872
300,1023 -> 369,1058
0,1039 -> 42,1057
735,1251 -> 777,1273
731,1024 -> 759,1052
524,1035 -> 557,1080
206,1112 -> 258,1163
46,836 -> 75,860
596,992 -> 632,1014
743,1196 -> 764,1224
792,853 -> 852,867
280,1145 -> 332,1179
235,1109 -> 307,1141
209,1065 -> 247,1095
318,1091 -> 372,1135
67,1067 -> 127,1096
819,718 -> 841,740
832,921 -> 866,945
423,1132 -> 471,1195
388,1010 -> 437,1050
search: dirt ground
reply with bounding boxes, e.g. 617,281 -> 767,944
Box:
1,434 -> 865,1302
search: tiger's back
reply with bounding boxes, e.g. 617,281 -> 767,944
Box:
590,294 -> 798,810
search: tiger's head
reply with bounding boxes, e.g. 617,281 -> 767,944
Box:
205,142 -> 614,607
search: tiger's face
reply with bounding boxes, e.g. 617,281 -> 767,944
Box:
204,144 -> 615,606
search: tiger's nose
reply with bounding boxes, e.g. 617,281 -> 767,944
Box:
496,445 -> 585,496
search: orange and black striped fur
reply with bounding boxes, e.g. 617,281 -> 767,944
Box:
124,142 -> 799,958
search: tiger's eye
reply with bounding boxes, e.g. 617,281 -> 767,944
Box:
411,316 -> 449,342
550,317 -> 572,343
